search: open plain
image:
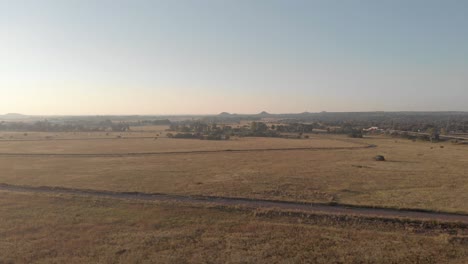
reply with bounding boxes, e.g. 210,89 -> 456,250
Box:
1,130 -> 468,263
0,132 -> 467,212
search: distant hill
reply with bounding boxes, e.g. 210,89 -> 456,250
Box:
4,113 -> 25,117
1,113 -> 28,119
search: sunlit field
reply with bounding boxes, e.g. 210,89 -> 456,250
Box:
0,132 -> 466,213
1,191 -> 467,264
4,0 -> 468,262
0,135 -> 358,154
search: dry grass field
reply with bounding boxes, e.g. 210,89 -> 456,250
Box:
0,136 -> 358,154
0,131 -> 165,141
0,133 -> 467,214
1,131 -> 468,263
1,191 -> 467,264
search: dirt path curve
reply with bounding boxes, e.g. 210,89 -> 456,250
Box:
1,183 -> 468,224
0,145 -> 375,157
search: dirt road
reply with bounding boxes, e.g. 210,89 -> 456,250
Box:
1,183 -> 468,224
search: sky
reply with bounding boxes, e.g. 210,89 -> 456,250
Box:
1,0 -> 468,115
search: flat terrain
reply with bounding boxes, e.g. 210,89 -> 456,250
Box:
3,183 -> 468,223
0,136 -> 359,154
1,131 -> 468,263
0,131 -> 164,141
0,133 -> 466,213
1,191 -> 467,263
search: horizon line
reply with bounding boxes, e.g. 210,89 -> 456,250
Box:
2,110 -> 468,117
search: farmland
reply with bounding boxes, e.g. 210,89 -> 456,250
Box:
0,124 -> 467,263
5,0 -> 468,261
1,191 -> 467,263
0,132 -> 466,212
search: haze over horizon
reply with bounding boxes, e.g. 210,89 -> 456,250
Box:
2,0 -> 468,115
3,110 -> 468,118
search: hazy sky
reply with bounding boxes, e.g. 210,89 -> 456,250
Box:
1,0 -> 467,115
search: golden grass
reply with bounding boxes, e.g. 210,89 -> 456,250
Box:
0,133 -> 467,213
0,136 -> 358,154
0,130 -> 168,139
0,192 -> 467,264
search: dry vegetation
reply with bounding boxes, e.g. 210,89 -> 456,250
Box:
0,191 -> 467,264
0,133 -> 466,213
1,131 -> 467,263
0,136 -> 357,154
0,131 -> 164,141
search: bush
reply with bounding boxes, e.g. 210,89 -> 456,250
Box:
348,131 -> 363,138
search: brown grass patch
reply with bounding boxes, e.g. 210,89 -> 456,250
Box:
0,192 -> 467,263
